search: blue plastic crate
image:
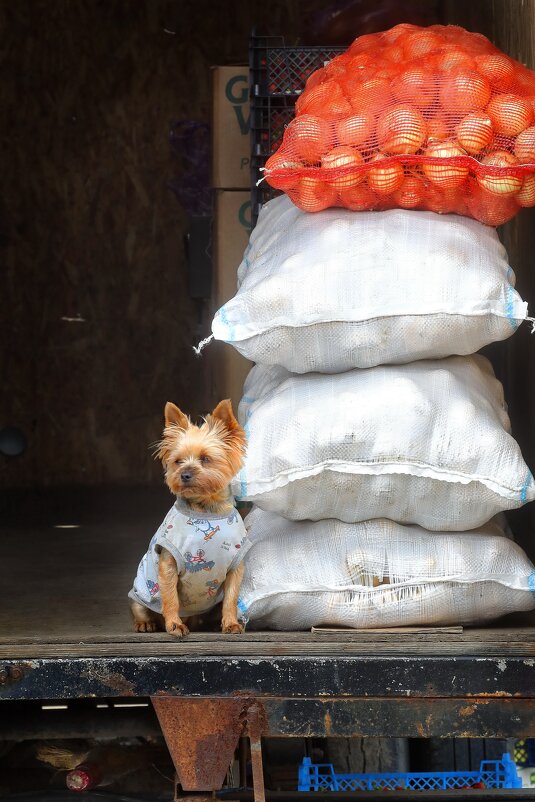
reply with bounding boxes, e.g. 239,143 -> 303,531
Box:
298,753 -> 522,792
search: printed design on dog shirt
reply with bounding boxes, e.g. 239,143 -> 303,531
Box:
206,579 -> 221,598
146,579 -> 160,597
129,500 -> 250,618
184,549 -> 215,572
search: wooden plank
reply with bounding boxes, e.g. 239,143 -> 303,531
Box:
2,625 -> 535,647
310,626 -> 463,634
3,638 -> 535,659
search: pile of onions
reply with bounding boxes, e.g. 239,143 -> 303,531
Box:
264,23 -> 535,226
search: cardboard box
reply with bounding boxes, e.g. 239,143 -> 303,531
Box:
212,66 -> 250,189
211,190 -> 253,410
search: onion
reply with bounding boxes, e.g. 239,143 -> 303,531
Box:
346,52 -> 373,71
284,115 -> 332,163
437,50 -> 476,72
514,126 -> 535,162
264,153 -> 301,191
382,23 -> 417,45
516,175 -> 535,206
422,141 -> 469,187
373,66 -> 397,81
468,187 -> 518,226
367,154 -> 405,194
324,61 -> 347,81
474,53 -> 515,91
350,78 -> 393,115
440,69 -> 491,113
336,113 -> 374,148
455,112 -> 493,154
486,94 -> 534,136
288,177 -> 337,213
513,70 -> 535,95
383,44 -> 404,63
376,104 -> 427,154
297,82 -> 351,119
338,183 -> 378,211
304,70 -> 324,92
392,68 -> 437,109
477,151 -> 523,195
426,185 -> 466,215
322,146 -> 364,188
392,175 -> 425,208
403,30 -> 444,59
427,118 -> 450,141
349,33 -> 381,55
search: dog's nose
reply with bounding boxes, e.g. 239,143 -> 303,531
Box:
181,471 -> 193,483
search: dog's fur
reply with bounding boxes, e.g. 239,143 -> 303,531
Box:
130,399 -> 247,637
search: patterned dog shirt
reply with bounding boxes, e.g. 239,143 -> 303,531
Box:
129,498 -> 250,618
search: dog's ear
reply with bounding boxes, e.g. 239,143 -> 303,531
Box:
210,399 -> 247,458
164,402 -> 189,430
210,399 -> 237,428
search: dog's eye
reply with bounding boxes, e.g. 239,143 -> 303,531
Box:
200,455 -> 210,464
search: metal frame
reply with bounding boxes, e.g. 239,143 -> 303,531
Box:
2,652 -> 535,799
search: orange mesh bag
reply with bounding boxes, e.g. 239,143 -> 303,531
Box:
264,24 -> 535,225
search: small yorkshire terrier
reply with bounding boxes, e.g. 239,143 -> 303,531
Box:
129,399 -> 248,637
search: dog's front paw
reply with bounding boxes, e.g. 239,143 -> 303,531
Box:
135,620 -> 158,633
222,618 -> 244,634
165,619 -> 189,637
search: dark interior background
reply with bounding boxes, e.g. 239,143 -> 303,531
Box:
1,0 -> 534,553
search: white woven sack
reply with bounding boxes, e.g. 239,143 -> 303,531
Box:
234,355 -> 535,530
212,198 -> 527,373
240,509 -> 535,630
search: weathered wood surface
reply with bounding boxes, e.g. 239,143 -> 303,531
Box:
2,633 -> 535,659
0,0 -> 304,487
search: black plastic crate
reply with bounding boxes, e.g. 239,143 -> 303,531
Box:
249,33 -> 344,225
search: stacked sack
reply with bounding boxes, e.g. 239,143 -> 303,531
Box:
209,26 -> 535,630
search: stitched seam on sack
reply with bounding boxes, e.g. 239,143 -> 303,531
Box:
241,576 -> 532,606
215,307 -> 528,341
240,459 -> 530,498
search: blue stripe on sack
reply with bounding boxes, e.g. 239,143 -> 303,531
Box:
238,466 -> 247,499
219,304 -> 235,341
243,242 -> 252,271
521,471 -> 533,504
237,597 -> 249,624
237,414 -> 252,500
528,570 -> 535,598
506,267 -> 521,331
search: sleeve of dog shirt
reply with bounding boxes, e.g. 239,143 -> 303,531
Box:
153,536 -> 186,573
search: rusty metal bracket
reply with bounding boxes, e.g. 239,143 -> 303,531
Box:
152,697 -> 247,791
152,696 -> 268,802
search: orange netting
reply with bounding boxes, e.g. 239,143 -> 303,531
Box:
264,24 -> 535,226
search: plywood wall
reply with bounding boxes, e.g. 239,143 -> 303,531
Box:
0,0 -> 303,487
